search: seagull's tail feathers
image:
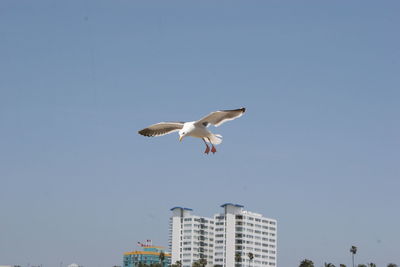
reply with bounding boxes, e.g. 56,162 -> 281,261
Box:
208,134 -> 223,145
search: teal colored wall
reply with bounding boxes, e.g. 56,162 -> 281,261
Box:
123,247 -> 171,267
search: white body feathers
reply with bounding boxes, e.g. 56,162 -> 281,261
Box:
180,122 -> 223,145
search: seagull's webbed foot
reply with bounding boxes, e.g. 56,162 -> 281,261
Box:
204,145 -> 210,154
202,138 -> 210,154
211,145 -> 217,154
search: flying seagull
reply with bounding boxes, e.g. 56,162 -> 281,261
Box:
138,108 -> 246,154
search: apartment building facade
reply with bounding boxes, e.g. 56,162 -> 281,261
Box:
169,203 -> 277,267
170,207 -> 215,266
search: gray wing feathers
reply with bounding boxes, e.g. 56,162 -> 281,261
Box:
138,122 -> 184,137
196,107 -> 246,127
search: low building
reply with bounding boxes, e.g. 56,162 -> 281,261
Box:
123,246 -> 171,267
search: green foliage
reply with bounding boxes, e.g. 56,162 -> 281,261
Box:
340,264 -> 347,267
199,258 -> 207,267
387,264 -> 398,267
367,263 -> 376,267
171,260 -> 182,267
299,259 -> 315,267
159,251 -> 165,265
191,258 -> 207,267
248,252 -> 254,261
324,263 -> 336,267
357,264 -> 367,267
350,245 -> 358,267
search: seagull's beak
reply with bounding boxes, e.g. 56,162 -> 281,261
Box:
179,136 -> 183,142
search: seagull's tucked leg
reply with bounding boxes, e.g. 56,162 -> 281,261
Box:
202,138 -> 210,154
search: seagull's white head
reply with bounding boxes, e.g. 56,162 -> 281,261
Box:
178,123 -> 191,142
178,130 -> 187,142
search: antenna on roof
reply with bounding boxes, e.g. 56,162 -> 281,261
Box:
138,239 -> 152,247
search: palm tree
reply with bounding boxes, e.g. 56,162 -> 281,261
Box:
350,246 -> 357,267
357,264 -> 367,267
171,260 -> 182,267
247,252 -> 254,267
340,264 -> 347,267
387,264 -> 398,267
299,259 -> 315,267
159,251 -> 165,267
367,263 -> 376,267
235,252 -> 242,266
192,261 -> 201,267
198,258 -> 207,267
325,263 -> 336,267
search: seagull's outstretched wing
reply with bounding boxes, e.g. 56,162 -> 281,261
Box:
138,122 -> 184,137
195,108 -> 246,127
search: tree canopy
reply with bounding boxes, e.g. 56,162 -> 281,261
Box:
299,259 -> 315,267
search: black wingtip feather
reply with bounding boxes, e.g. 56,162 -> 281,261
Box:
138,129 -> 153,137
221,107 -> 246,113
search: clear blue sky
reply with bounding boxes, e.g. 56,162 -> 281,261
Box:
1,1 -> 399,267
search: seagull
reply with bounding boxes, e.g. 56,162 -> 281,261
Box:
138,108 -> 246,154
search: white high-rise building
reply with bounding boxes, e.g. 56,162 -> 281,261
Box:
170,207 -> 215,266
169,203 -> 277,267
